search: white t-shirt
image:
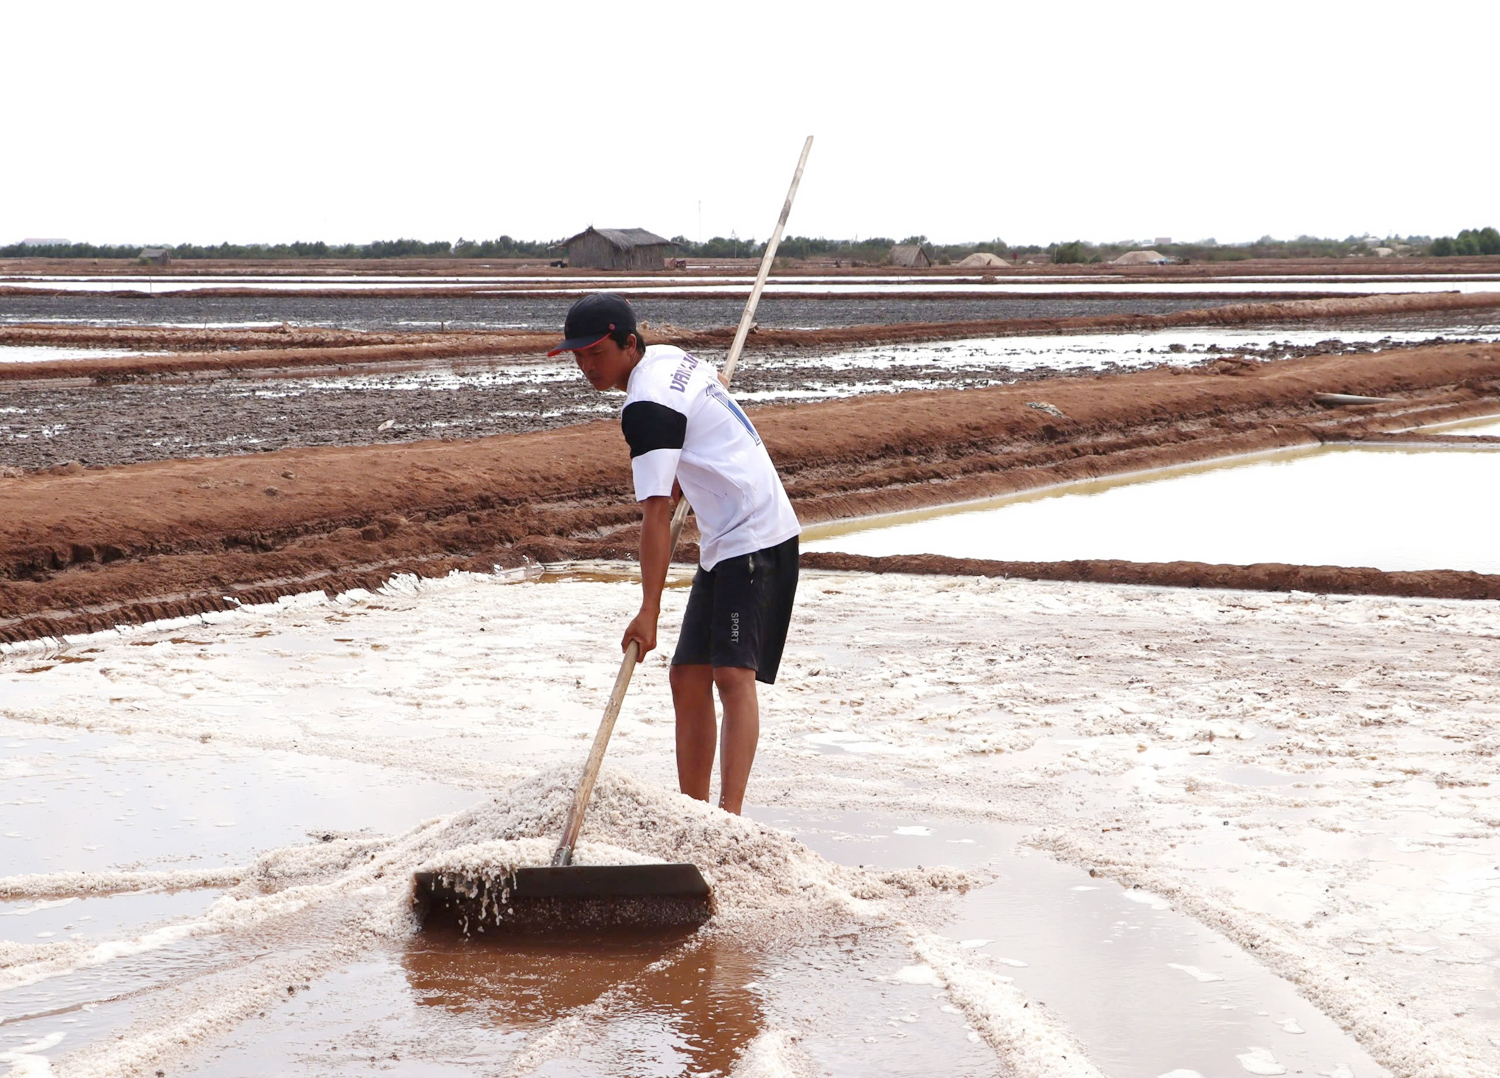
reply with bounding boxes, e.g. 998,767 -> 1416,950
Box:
622,344 -> 800,570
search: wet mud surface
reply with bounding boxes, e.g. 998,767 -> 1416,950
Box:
0,347 -> 1187,471
1,341 -> 1497,642
1,291 -> 1225,333
1,330 -> 1492,473
3,293 -> 1498,472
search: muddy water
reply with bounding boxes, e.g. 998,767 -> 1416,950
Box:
803,445 -> 1500,574
190,926 -> 1002,1078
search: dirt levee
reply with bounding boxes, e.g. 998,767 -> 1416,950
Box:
799,552 -> 1500,602
2,342 -> 1497,642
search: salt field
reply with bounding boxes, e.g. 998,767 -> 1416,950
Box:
3,273 -> 1498,1076
2,569 -> 1497,1075
803,445 -> 1500,574
9,8 -> 1500,1077
5,273 -> 1500,297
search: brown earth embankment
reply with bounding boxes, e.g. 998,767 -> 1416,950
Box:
799,552 -> 1500,602
1,341 -> 1497,642
4,291 -> 1500,384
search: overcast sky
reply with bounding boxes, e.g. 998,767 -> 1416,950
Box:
7,1 -> 1495,248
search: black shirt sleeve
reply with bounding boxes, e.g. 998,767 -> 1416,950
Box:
621,400 -> 688,459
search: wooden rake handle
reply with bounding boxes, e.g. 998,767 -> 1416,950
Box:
551,505 -> 695,865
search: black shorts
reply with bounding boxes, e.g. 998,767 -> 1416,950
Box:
672,535 -> 799,684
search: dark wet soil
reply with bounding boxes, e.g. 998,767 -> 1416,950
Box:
0,292 -> 1226,332
0,354 -> 1089,471
1,330 -> 1490,472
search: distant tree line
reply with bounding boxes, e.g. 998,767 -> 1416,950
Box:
451,236 -> 555,258
0,237 -> 551,260
5,230 -> 1497,263
1033,233 -> 1488,264
1430,227 -> 1500,257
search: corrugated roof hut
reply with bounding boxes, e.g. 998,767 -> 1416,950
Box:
137,247 -> 171,265
888,244 -> 932,268
561,227 -> 674,271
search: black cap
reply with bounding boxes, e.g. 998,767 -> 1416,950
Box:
548,292 -> 637,356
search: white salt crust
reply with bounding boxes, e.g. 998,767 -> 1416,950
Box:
2,567 -> 1498,1076
729,1028 -> 820,1078
0,868 -> 245,902
911,931 -> 1104,1078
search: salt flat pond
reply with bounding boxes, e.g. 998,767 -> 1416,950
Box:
2,569 -> 1495,1076
804,444 -> 1500,573
6,272 -> 1500,296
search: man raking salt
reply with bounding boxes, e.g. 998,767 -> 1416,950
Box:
412,138 -> 811,935
553,292 -> 800,815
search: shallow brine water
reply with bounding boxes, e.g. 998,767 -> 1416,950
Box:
0,346 -> 161,364
1421,413 -> 1500,437
0,724 -> 1386,1078
745,324 -> 1500,382
179,812 -> 1387,1078
803,445 -> 1500,573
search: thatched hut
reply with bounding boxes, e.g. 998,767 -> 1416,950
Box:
560,227 -> 674,271
888,244 -> 932,268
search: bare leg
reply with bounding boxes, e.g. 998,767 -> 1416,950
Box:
713,666 -> 760,815
671,663 -> 716,802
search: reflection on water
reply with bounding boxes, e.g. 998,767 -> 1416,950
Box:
762,809 -> 1389,1078
804,446 -> 1500,574
0,717 -> 473,878
1421,413 -> 1500,437
405,929 -> 761,1075
1,790 -> 1387,1076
